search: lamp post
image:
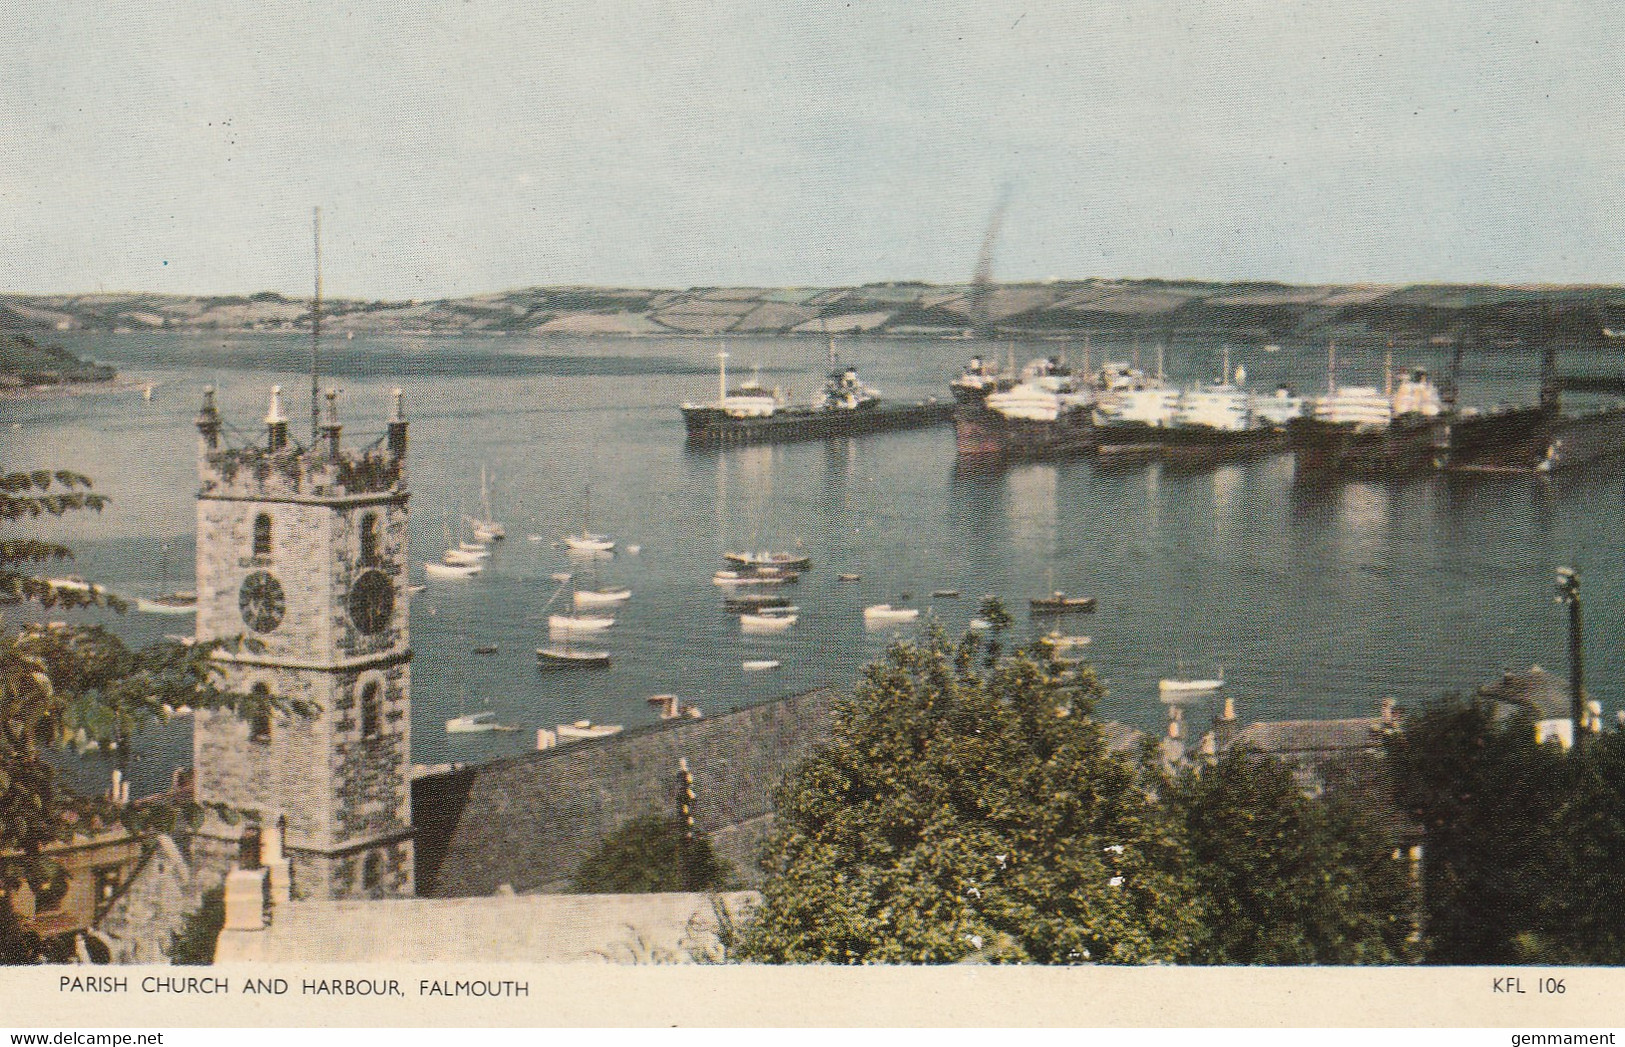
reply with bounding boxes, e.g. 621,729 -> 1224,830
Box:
1556,567 -> 1584,749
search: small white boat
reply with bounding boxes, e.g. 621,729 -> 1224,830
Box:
446,711 -> 512,733
550,571 -> 574,583
443,548 -> 486,566
741,659 -> 781,672
713,569 -> 797,587
136,592 -> 197,615
1040,632 -> 1092,651
838,573 -> 862,582
574,587 -> 632,608
458,541 -> 490,554
725,550 -> 811,571
864,603 -> 920,626
625,544 -> 641,555
407,583 -> 427,594
741,612 -> 797,632
425,561 -> 481,579
564,485 -> 615,552
1159,668 -> 1224,697
968,618 -> 993,631
468,465 -> 507,540
536,645 -> 610,668
527,534 -> 546,542
549,612 -> 615,632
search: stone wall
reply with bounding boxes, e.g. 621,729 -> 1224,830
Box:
95,836 -> 209,965
413,688 -> 841,896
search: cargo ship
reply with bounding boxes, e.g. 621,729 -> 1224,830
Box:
1093,352 -> 1303,461
1289,347 -> 1449,475
952,356 -> 1097,458
949,355 -> 1016,405
682,348 -> 952,446
1443,401 -> 1625,472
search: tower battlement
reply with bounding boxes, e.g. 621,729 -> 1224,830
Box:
196,386 -> 409,501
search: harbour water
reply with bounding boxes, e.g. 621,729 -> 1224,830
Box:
10,330 -> 1625,796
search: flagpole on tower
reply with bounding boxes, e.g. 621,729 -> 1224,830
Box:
311,206 -> 323,443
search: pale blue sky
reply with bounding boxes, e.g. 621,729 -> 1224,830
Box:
6,1 -> 1624,298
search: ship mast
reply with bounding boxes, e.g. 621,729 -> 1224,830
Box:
1327,340 -> 1337,397
310,206 -> 323,443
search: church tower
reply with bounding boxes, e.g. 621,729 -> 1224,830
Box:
191,385 -> 414,900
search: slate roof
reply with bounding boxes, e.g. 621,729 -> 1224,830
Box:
411,686 -> 1153,899
1212,714 -> 1418,843
412,688 -> 841,897
1476,666 -> 1573,720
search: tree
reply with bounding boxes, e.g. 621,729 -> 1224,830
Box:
1387,696 -> 1625,964
1,469 -> 298,963
167,885 -> 225,965
1166,745 -> 1416,964
738,626 -> 1204,964
571,815 -> 731,894
0,470 -> 122,611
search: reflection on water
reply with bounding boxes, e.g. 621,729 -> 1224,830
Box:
14,330 -> 1625,797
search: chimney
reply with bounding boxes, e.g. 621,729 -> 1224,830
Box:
322,389 -> 342,458
196,387 -> 221,450
265,385 -> 289,451
387,387 -> 408,460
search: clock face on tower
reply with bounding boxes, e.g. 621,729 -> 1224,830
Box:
238,570 -> 286,633
348,568 -> 395,635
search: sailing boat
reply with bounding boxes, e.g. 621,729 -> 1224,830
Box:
444,603 -> 515,731
468,465 -> 506,541
563,485 -> 615,553
1159,661 -> 1225,698
537,579 -> 610,667
544,576 -> 615,634
136,542 -> 197,614
571,552 -> 631,609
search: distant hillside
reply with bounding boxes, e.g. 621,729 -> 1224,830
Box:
2,280 -> 1622,347
0,329 -> 115,388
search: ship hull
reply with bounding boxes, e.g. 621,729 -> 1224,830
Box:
683,400 -> 953,446
952,404 -> 1095,459
1096,422 -> 1289,462
1444,404 -> 1625,472
1290,416 -> 1447,476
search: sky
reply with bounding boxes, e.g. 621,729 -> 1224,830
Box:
6,0 -> 1625,298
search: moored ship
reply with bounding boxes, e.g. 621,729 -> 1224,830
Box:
953,356 -> 1099,458
1442,400 -> 1625,472
1093,352 -> 1302,461
949,355 -> 1016,405
1290,352 -> 1448,475
682,347 -> 951,446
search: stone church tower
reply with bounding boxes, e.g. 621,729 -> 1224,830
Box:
191,385 -> 414,900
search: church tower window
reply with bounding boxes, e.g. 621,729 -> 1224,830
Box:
360,512 -> 379,565
253,513 -> 272,557
248,683 -> 272,745
360,680 -> 382,739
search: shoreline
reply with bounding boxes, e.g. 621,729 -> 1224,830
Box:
0,375 -> 149,403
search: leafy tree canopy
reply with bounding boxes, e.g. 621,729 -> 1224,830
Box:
739,626 -> 1203,964
1166,745 -> 1417,965
571,815 -> 731,894
1388,695 -> 1625,964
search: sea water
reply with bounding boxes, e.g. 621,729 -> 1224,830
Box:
8,330 -> 1623,796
